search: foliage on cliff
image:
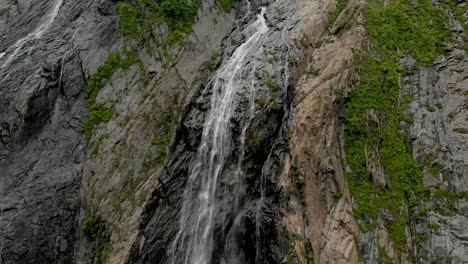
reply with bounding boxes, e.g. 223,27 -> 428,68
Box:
84,50 -> 138,140
116,0 -> 235,43
344,0 -> 449,255
83,216 -> 111,264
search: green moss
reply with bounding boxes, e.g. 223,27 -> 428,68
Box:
86,51 -> 139,107
453,127 -> 468,134
218,0 -> 236,12
428,165 -> 443,176
299,35 -> 310,48
415,234 -> 428,243
378,248 -> 393,264
426,105 -> 435,112
306,67 -> 320,76
328,0 -> 348,31
84,50 -> 138,141
270,101 -> 282,111
84,106 -> 114,141
344,0 -> 448,255
151,132 -> 171,167
266,79 -> 280,92
333,191 -> 343,202
116,3 -> 142,39
122,175 -> 145,205
116,0 -> 202,43
434,190 -> 468,202
82,216 -> 111,264
257,97 -> 270,107
400,114 -> 414,124
207,52 -> 222,71
366,0 -> 448,64
304,241 -> 315,261
288,57 -> 299,67
427,223 -> 441,231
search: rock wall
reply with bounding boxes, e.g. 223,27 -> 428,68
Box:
0,0 -> 466,263
0,0 -> 120,262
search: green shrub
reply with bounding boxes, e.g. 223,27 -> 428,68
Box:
426,105 -> 435,112
116,0 -> 202,43
257,97 -> 270,107
82,216 -> 111,264
83,216 -> 107,240
116,3 -> 142,39
266,79 -> 280,92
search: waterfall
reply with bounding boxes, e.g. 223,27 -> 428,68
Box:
170,8 -> 269,264
0,0 -> 63,70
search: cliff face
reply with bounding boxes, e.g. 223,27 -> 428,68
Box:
0,0 -> 466,263
0,0 -> 117,262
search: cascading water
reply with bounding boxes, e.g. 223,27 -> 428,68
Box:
170,8 -> 269,264
0,0 -> 63,70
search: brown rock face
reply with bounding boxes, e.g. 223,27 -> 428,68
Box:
283,0 -> 367,263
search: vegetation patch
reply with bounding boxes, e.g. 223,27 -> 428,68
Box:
116,0 -> 202,44
87,51 -> 139,106
84,106 -> 114,141
117,3 -> 143,39
344,0 -> 448,255
328,0 -> 348,31
84,50 -> 138,141
426,105 -> 436,112
266,79 -> 280,92
453,127 -> 468,134
218,0 -> 236,12
206,52 -> 222,72
82,215 -> 111,264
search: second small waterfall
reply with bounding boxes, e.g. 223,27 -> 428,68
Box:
0,0 -> 63,70
170,8 -> 269,264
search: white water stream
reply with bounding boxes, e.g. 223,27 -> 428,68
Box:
170,8 -> 269,264
0,0 -> 63,70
